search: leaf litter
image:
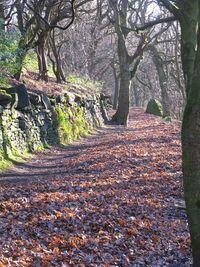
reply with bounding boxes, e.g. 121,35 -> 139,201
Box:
0,108 -> 192,266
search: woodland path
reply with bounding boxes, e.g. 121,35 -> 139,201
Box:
0,108 -> 192,266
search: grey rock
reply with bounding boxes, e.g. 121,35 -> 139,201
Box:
41,94 -> 52,110
29,94 -> 41,106
0,91 -> 12,106
6,84 -> 31,110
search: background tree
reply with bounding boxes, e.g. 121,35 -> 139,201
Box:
3,0 -> 91,81
107,0 -> 148,125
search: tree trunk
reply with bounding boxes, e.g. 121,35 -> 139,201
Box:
0,3 -> 6,31
111,68 -> 131,125
55,55 -> 66,83
180,1 -> 199,97
132,83 -> 141,107
111,33 -> 131,125
180,3 -> 200,265
151,46 -> 171,117
113,77 -> 119,110
182,73 -> 200,267
112,67 -> 119,110
48,32 -> 66,83
37,37 -> 48,82
14,38 -> 27,80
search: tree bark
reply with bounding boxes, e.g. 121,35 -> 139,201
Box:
113,76 -> 119,110
0,3 -> 6,31
180,2 -> 200,266
151,46 -> 171,117
132,83 -> 141,107
37,36 -> 48,82
182,72 -> 200,267
14,38 -> 27,80
112,63 -> 119,110
48,31 -> 66,83
111,67 -> 131,125
111,34 -> 132,125
179,1 -> 199,97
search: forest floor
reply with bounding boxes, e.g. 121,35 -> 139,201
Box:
0,108 -> 192,266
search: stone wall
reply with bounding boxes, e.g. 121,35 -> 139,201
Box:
0,84 -> 106,167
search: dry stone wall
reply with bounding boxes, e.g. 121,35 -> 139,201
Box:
0,84 -> 106,164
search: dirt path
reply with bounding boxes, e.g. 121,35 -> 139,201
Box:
0,108 -> 192,266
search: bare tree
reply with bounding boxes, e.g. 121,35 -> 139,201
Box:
107,0 -> 149,125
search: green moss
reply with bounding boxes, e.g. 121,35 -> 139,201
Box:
0,159 -> 13,171
27,141 -> 50,153
0,149 -> 5,161
43,141 -> 51,149
10,148 -> 31,161
55,105 -> 93,144
34,145 -> 44,152
164,116 -> 172,122
0,147 -> 31,171
72,107 -> 91,139
83,121 -> 92,136
55,106 -> 73,144
146,99 -> 163,117
0,89 -> 11,97
68,107 -> 73,119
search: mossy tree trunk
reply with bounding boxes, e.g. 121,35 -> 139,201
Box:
182,73 -> 200,267
155,1 -> 200,263
180,4 -> 199,98
180,1 -> 200,266
14,38 -> 28,80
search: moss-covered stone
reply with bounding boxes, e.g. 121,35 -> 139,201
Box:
146,99 -> 163,117
164,116 -> 172,122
